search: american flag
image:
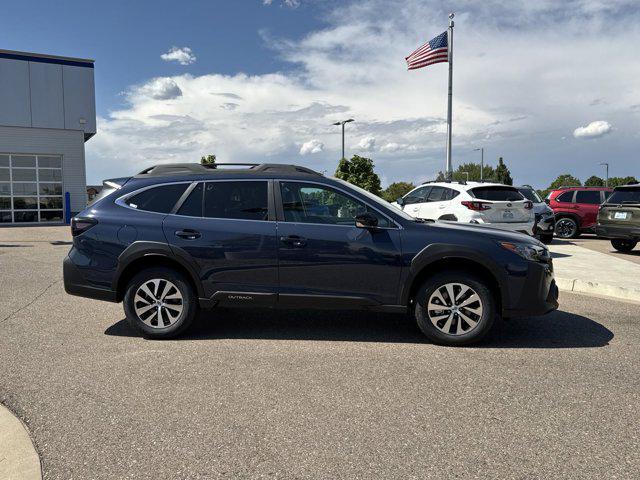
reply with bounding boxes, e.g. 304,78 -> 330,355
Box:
405,31 -> 448,70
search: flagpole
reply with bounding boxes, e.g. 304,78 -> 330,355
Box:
445,12 -> 454,181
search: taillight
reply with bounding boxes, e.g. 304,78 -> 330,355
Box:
71,217 -> 97,236
524,201 -> 533,210
461,201 -> 492,211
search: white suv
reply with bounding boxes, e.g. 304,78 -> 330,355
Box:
392,182 -> 535,235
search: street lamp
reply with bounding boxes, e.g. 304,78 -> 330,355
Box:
473,147 -> 484,181
599,162 -> 609,187
332,118 -> 354,160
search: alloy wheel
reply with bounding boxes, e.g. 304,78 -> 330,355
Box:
133,279 -> 184,328
555,218 -> 577,238
426,283 -> 484,336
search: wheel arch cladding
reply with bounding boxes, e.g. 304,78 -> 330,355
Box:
403,245 -> 504,313
115,254 -> 202,302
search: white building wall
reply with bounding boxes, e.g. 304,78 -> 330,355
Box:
0,125 -> 87,213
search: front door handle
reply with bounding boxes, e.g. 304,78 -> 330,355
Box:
175,229 -> 201,240
280,235 -> 307,248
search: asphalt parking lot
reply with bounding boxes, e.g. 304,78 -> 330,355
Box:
1,227 -> 639,479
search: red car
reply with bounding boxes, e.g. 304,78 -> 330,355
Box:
546,187 -> 613,238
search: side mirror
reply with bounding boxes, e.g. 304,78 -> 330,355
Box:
544,198 -> 550,205
355,212 -> 379,228
396,197 -> 405,206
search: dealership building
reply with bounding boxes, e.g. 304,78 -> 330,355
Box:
0,49 -> 95,224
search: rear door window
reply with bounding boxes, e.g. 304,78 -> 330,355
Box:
204,181 -> 269,221
575,190 -> 602,204
556,191 -> 574,203
470,186 -> 524,201
177,182 -> 203,217
426,186 -> 446,202
126,183 -> 189,213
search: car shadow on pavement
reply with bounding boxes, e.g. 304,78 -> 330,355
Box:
550,251 -> 571,259
105,308 -> 613,348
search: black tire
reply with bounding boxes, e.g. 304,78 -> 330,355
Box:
414,272 -> 496,346
555,217 -> 580,239
539,232 -> 554,244
123,267 -> 197,339
611,239 -> 637,252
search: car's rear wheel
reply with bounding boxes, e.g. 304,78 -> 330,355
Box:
555,217 -> 579,239
123,267 -> 197,339
611,239 -> 637,252
414,272 -> 496,346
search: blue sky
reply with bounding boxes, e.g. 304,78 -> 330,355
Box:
3,0 -> 640,188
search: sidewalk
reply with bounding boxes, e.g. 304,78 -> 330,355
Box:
550,240 -> 640,302
0,404 -> 41,480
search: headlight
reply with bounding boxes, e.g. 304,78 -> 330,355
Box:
499,241 -> 549,262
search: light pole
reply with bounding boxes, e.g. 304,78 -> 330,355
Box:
599,162 -> 609,187
474,147 -> 484,181
333,118 -> 354,160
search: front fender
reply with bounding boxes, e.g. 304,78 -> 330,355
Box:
399,243 -> 508,306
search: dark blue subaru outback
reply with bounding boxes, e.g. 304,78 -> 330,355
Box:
64,163 -> 558,346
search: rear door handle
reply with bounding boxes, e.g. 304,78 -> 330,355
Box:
280,235 -> 307,248
175,229 -> 201,240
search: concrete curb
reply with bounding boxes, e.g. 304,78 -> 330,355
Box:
556,277 -> 640,303
0,404 -> 42,480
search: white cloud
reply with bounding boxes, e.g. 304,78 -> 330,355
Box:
380,142 -> 401,152
160,47 -> 196,65
573,120 -> 612,139
356,135 -> 376,151
300,139 -> 324,155
133,78 -> 182,100
87,1 -> 640,187
263,0 -> 300,7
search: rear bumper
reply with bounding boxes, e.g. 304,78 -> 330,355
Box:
503,261 -> 558,318
470,220 -> 535,236
63,255 -> 118,302
596,224 -> 640,240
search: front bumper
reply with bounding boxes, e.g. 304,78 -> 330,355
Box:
596,224 -> 640,240
535,214 -> 556,234
63,255 -> 118,302
503,260 -> 558,318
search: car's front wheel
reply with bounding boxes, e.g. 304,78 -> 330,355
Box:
123,267 -> 197,339
611,239 -> 638,252
555,217 -> 579,239
414,272 -> 496,346
539,232 -> 554,244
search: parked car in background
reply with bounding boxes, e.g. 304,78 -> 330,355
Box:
393,182 -> 535,235
596,184 -> 640,252
546,186 -> 613,239
63,163 -> 558,346
517,185 -> 555,244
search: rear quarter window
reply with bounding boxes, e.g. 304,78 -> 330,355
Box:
125,183 -> 189,213
607,189 -> 640,204
470,186 -> 524,201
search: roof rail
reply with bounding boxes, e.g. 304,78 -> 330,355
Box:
137,162 -> 322,177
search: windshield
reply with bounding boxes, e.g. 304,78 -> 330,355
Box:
606,189 -> 640,204
471,186 -> 524,202
332,178 -> 416,221
518,188 -> 542,203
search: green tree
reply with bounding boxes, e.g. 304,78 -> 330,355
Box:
540,173 -> 582,198
608,176 -> 639,188
494,157 -> 513,185
382,182 -> 415,202
434,163 -> 496,183
335,155 -> 382,196
584,175 -> 605,187
200,154 -> 216,166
